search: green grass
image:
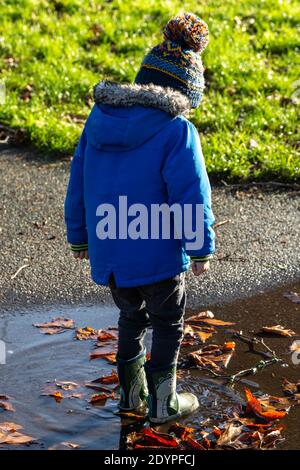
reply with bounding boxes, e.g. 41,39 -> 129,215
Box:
0,0 -> 299,181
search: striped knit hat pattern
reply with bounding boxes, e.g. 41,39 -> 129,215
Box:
134,12 -> 209,108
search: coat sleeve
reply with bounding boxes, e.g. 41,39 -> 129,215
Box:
64,128 -> 88,251
162,118 -> 215,260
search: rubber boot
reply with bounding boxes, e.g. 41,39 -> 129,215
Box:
117,350 -> 148,411
145,362 -> 199,424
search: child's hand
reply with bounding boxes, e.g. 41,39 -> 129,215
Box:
192,260 -> 210,276
73,250 -> 89,260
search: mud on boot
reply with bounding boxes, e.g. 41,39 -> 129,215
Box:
117,350 -> 148,411
145,362 -> 199,424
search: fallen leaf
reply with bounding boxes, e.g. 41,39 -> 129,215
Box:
283,291 -> 300,304
128,427 -> 179,449
89,351 -> 117,363
76,326 -> 101,340
0,422 -> 35,445
183,324 -> 215,344
97,330 -> 117,342
188,342 -> 236,371
261,325 -> 296,337
0,422 -> 22,432
196,318 -> 236,327
89,392 -> 115,404
244,388 -> 287,421
186,311 -> 214,323
168,423 -> 194,441
33,317 -> 74,334
217,423 -> 244,446
117,411 -> 145,421
95,370 -> 119,385
282,378 -> 300,396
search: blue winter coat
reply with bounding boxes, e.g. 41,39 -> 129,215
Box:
64,81 -> 215,287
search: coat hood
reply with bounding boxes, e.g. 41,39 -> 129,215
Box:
85,80 -> 191,152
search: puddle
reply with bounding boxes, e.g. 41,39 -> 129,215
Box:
0,281 -> 299,450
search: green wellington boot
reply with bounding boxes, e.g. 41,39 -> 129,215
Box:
145,362 -> 199,424
117,350 -> 148,411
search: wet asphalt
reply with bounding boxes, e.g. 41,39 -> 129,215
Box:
0,146 -> 299,312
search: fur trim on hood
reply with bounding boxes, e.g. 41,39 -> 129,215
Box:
93,80 -> 191,117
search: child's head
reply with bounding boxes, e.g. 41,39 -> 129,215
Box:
134,12 -> 209,109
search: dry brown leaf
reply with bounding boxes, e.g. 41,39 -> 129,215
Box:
183,324 -> 215,344
217,423 -> 244,446
89,351 -> 117,363
33,317 -> 74,334
197,318 -> 236,327
97,330 -> 117,342
282,378 -> 300,396
89,392 -> 115,404
283,291 -> 300,304
0,422 -> 35,445
186,311 -> 214,323
95,370 -> 119,385
261,325 -> 296,337
76,326 -> 101,340
117,411 -> 145,421
188,342 -> 235,371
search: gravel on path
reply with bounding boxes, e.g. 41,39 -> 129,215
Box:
0,147 -> 299,312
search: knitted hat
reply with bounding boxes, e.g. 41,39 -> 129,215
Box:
134,12 -> 209,109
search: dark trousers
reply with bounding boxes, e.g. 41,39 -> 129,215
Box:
108,273 -> 186,369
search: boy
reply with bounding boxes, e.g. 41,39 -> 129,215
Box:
65,12 -> 215,424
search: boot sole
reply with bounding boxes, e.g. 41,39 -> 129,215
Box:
149,398 -> 199,424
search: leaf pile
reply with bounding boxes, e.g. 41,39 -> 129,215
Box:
127,388 -> 289,450
187,341 -> 236,371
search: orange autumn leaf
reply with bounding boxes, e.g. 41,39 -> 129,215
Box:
97,370 -> 119,385
168,423 -> 194,441
117,411 -> 145,421
260,325 -> 296,337
51,391 -> 63,402
186,311 -> 215,323
244,388 -> 287,421
90,392 -> 115,404
197,318 -> 236,327
134,428 -> 179,448
97,330 -> 117,342
33,317 -> 74,334
89,351 -> 117,363
76,326 -> 101,340
184,324 -> 215,344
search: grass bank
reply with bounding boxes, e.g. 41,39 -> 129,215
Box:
0,0 -> 299,181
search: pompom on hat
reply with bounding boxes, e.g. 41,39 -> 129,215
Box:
134,12 -> 209,109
